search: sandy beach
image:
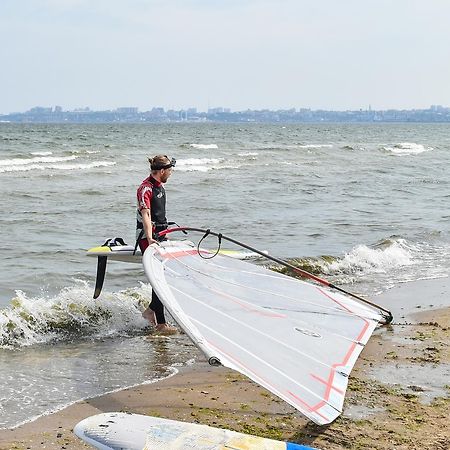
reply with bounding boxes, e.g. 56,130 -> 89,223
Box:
1,278 -> 449,450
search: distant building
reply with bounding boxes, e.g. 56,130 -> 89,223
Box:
28,106 -> 52,114
208,107 -> 224,114
116,107 -> 138,114
151,107 -> 165,115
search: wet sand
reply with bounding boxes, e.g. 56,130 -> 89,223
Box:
1,278 -> 449,450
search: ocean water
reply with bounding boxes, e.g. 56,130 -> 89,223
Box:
1,122 -> 449,429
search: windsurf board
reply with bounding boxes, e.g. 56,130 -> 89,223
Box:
74,412 -> 317,449
87,242 -> 266,263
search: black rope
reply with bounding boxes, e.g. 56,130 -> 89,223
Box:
168,222 -> 188,234
198,229 -> 223,259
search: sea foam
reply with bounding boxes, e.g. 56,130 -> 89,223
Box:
0,281 -> 150,348
0,155 -> 77,167
189,143 -> 219,149
382,142 -> 433,155
297,144 -> 333,149
238,152 -> 259,157
30,151 -> 53,156
176,157 -> 224,172
0,160 -> 116,173
323,239 -> 414,276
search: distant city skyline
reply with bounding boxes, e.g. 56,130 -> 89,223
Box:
3,103 -> 450,115
2,104 -> 449,124
1,1 -> 450,113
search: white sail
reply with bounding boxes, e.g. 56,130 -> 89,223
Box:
143,241 -> 383,425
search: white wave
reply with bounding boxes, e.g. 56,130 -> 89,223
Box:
177,158 -> 223,165
176,165 -> 210,172
0,282 -> 149,348
177,166 -> 212,172
323,239 -> 414,276
49,161 -> 116,170
382,142 -> 433,155
0,160 -> 116,173
238,152 -> 259,156
175,157 -> 237,172
0,155 -> 77,167
177,164 -> 241,173
30,151 -> 53,156
176,158 -> 223,171
71,149 -> 101,154
189,143 -> 219,149
297,144 -> 333,149
178,158 -> 222,165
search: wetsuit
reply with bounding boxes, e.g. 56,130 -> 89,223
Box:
136,176 -> 168,324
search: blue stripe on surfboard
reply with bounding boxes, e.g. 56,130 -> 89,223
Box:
287,443 -> 317,450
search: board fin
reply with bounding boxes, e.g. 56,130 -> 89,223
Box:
93,256 -> 108,299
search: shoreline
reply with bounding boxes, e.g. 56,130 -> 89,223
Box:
1,278 -> 449,450
0,365 -> 181,434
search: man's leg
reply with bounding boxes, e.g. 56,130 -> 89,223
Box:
150,290 -> 166,324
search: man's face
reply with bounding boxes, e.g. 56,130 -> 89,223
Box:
160,167 -> 173,183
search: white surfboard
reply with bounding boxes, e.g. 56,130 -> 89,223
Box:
87,242 -> 266,263
143,241 -> 384,425
86,239 -> 268,298
74,412 -> 317,449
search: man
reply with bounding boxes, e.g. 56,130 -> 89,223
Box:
137,154 -> 177,334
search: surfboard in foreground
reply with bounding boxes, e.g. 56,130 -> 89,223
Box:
143,240 -> 385,425
87,240 -> 265,263
86,237 -> 267,298
74,412 -> 317,450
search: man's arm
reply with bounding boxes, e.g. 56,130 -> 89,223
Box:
141,208 -> 157,245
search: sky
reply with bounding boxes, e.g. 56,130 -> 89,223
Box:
1,0 -> 450,113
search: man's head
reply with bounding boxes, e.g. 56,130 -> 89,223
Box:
149,155 -> 176,183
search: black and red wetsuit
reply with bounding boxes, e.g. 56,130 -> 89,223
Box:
136,175 -> 168,324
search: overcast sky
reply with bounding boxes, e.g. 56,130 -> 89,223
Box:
1,0 -> 449,113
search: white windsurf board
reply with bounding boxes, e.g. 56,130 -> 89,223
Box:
74,412 -> 317,449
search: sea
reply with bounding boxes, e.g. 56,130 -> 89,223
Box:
0,122 -> 449,429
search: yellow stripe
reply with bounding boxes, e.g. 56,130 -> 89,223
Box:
218,250 -> 241,255
87,246 -> 112,254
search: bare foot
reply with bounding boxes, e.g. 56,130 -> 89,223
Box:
142,307 -> 156,325
154,323 -> 177,335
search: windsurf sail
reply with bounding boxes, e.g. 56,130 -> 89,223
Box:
143,239 -> 387,425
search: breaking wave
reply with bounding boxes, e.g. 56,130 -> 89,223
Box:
280,236 -> 450,293
0,155 -> 77,167
296,144 -> 333,149
0,160 -> 116,173
237,152 -> 259,157
186,143 -> 219,149
382,142 -> 433,155
0,282 -> 152,348
30,151 -> 53,156
176,157 -> 225,172
322,239 -> 414,275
